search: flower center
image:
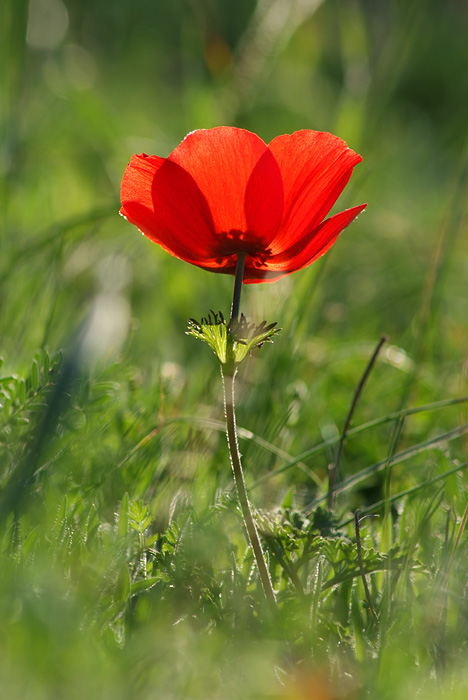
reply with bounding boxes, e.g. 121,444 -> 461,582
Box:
215,229 -> 271,267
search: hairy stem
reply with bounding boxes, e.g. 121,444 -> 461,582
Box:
222,367 -> 276,607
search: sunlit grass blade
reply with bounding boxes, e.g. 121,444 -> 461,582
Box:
0,204 -> 118,287
116,415 -> 323,487
305,423 -> 468,512
339,460 -> 468,527
249,397 -> 468,489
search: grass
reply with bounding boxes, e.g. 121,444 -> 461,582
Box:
1,0 -> 468,697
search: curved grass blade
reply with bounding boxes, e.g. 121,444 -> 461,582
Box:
339,460 -> 468,527
249,397 -> 468,490
305,423 -> 468,513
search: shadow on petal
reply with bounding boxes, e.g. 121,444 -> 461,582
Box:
149,159 -> 219,261
244,148 -> 284,249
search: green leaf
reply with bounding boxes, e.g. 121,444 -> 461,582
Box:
129,500 -> 153,534
116,564 -> 131,602
118,493 -> 129,538
3,394 -> 11,418
281,488 -> 293,510
42,351 -> 50,382
130,576 -> 162,596
18,379 -> 26,405
31,359 -> 39,392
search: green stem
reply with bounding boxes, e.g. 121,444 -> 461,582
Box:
230,253 -> 246,322
222,367 -> 276,607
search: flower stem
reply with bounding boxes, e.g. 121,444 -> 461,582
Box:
222,367 -> 276,607
230,253 -> 246,322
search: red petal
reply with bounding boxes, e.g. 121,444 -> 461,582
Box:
169,128 -> 284,251
120,153 -> 219,264
243,204 -> 367,283
267,131 -> 362,252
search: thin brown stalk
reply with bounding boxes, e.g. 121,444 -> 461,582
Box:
328,335 -> 387,509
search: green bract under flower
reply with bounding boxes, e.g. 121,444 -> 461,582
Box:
187,311 -> 280,370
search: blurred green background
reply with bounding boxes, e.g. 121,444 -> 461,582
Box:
1,0 -> 468,697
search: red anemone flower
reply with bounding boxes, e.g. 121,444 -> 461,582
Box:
120,127 -> 366,284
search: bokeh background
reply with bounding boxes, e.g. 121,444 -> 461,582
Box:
3,0 -> 467,367
1,0 -> 468,697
